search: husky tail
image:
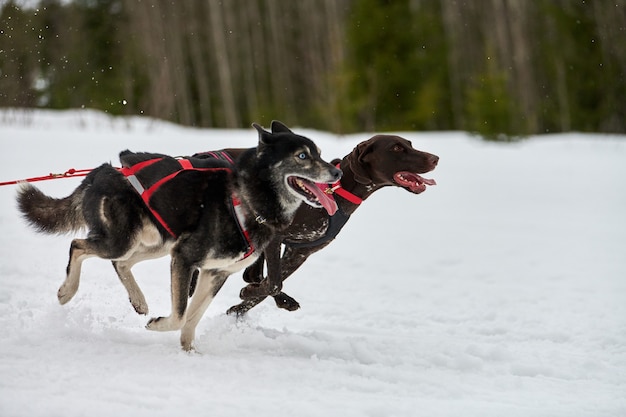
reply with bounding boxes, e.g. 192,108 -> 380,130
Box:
16,182 -> 87,234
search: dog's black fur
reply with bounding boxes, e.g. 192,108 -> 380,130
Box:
16,121 -> 341,350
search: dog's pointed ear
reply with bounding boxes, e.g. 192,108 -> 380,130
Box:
270,120 -> 292,134
345,139 -> 375,184
253,122 -> 276,146
252,122 -> 267,135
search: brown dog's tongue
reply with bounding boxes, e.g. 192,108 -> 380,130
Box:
307,182 -> 338,215
394,172 -> 436,193
420,176 -> 437,186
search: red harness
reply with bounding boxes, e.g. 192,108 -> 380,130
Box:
323,163 -> 363,205
2,154 -> 360,257
327,180 -> 363,205
119,157 -> 255,259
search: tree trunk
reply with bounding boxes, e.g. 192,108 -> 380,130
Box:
207,0 -> 240,127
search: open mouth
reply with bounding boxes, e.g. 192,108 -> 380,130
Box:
288,176 -> 338,215
393,171 -> 436,194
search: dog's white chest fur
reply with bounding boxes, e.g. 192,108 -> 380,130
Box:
199,250 -> 260,274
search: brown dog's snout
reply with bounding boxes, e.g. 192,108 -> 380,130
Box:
428,153 -> 439,167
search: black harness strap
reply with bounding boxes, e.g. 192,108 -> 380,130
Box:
284,207 -> 351,249
284,161 -> 362,249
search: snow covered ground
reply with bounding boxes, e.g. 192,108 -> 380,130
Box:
1,109 -> 625,417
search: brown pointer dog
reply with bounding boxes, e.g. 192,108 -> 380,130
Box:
190,135 -> 438,316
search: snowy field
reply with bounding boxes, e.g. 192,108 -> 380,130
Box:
0,109 -> 625,417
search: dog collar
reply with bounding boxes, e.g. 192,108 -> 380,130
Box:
324,163 -> 363,205
327,182 -> 363,205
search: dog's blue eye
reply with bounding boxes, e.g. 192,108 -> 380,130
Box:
298,152 -> 307,160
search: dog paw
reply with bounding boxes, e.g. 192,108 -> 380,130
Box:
180,334 -> 197,352
239,284 -> 261,299
146,316 -> 183,332
57,283 -> 78,305
226,303 -> 251,317
274,293 -> 300,311
240,281 -> 282,299
145,317 -> 160,330
131,298 -> 149,315
146,316 -> 170,331
181,342 -> 198,353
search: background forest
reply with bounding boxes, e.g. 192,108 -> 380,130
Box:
1,0 -> 624,138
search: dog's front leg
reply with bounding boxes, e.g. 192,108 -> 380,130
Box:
242,252 -> 265,284
180,269 -> 229,351
239,237 -> 282,299
146,254 -> 193,332
270,245 -> 312,310
263,238 -> 283,295
228,244 -> 309,315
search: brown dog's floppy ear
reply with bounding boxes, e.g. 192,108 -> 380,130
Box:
345,140 -> 375,184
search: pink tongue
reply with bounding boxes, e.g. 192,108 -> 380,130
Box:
394,172 -> 437,193
419,175 -> 437,186
300,181 -> 337,215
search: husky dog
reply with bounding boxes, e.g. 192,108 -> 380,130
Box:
16,121 -> 341,351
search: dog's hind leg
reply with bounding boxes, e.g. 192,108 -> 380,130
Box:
180,269 -> 229,351
239,238 -> 282,299
113,221 -> 171,315
57,238 -> 98,305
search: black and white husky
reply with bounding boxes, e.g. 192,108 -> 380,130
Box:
16,121 -> 341,351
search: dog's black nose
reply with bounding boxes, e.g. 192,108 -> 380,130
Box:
330,167 -> 342,181
429,154 -> 439,166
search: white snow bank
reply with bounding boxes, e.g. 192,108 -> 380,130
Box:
1,109 -> 625,417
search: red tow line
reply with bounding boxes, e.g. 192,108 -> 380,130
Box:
0,168 -> 95,187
